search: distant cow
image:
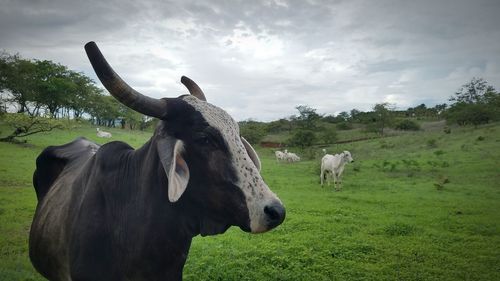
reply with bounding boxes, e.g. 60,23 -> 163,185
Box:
29,42 -> 285,281
285,152 -> 300,162
320,151 -> 354,190
96,127 -> 112,138
275,150 -> 285,162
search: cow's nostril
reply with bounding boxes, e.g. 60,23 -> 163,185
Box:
264,203 -> 286,229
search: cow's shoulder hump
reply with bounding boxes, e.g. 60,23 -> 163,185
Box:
33,137 -> 100,201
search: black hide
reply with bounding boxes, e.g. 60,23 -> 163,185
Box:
29,99 -> 251,281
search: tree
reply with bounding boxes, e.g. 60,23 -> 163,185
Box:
373,103 -> 394,136
321,115 -> 337,123
407,104 -> 428,118
267,118 -> 291,133
0,53 -> 39,115
119,104 -> 145,130
35,60 -> 74,118
433,103 -> 447,116
446,78 -> 499,126
446,102 -> 495,126
450,77 -> 494,104
88,95 -> 120,127
337,111 -> 350,122
350,109 -> 361,121
288,129 -> 316,148
294,105 -> 321,129
1,52 -> 105,120
66,72 -> 101,119
239,120 -> 267,145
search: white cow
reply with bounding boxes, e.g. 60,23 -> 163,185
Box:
275,151 -> 285,162
275,149 -> 300,163
96,128 -> 112,138
320,151 -> 354,190
286,152 -> 300,162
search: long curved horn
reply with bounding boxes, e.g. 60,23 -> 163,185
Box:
85,41 -> 166,118
181,76 -> 207,101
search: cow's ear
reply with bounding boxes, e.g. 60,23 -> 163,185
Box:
241,137 -> 261,171
157,138 -> 190,202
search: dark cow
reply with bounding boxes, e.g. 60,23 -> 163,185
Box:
29,42 -> 285,281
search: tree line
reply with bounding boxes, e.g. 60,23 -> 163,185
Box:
1,51 -> 499,146
0,52 -> 149,129
240,78 -> 500,146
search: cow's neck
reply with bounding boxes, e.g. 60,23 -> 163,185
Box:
102,139 -> 200,276
132,138 -> 201,238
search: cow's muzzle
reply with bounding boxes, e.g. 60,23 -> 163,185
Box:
264,201 -> 286,230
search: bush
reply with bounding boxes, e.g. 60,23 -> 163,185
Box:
394,119 -> 420,131
0,113 -> 64,143
363,123 -> 379,134
336,122 -> 353,130
287,130 -> 316,148
301,147 -> 319,161
239,121 -> 266,145
319,127 -> 337,144
446,103 -> 495,126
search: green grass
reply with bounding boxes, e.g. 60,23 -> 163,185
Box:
1,121 -> 500,280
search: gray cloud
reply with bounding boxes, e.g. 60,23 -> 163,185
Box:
1,0 -> 500,121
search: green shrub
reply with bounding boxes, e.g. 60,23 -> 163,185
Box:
0,113 -> 65,143
300,147 -> 319,160
394,119 -> 421,131
336,122 -> 353,130
240,122 -> 266,145
319,127 -> 337,144
287,130 -> 316,148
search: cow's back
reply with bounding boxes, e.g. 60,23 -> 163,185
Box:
30,137 -> 100,280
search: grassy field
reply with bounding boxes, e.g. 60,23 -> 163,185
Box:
1,121 -> 499,280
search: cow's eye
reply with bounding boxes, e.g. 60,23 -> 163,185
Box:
196,136 -> 211,145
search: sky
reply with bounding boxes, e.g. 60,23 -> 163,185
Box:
1,0 -> 500,121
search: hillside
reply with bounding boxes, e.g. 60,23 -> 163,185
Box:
0,121 -> 499,280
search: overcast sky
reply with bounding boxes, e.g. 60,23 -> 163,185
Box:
1,0 -> 499,121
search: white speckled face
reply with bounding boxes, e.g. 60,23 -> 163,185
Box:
182,95 -> 282,233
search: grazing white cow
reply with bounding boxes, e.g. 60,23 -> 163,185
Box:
96,128 -> 112,138
275,151 -> 285,162
286,152 -> 300,162
320,151 -> 354,190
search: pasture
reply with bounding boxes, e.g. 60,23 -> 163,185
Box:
1,121 -> 499,280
